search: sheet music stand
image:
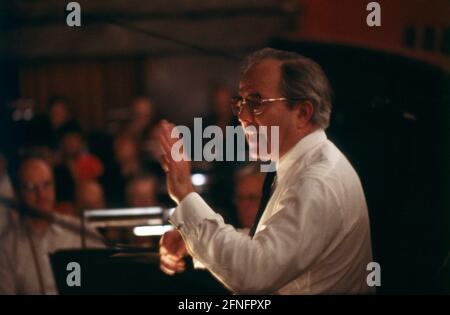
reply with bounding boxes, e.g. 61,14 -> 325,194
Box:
50,249 -> 229,294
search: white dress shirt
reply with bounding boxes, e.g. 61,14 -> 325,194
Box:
0,214 -> 104,295
0,173 -> 14,234
170,129 -> 374,294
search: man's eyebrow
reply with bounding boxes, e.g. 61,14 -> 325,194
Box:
237,90 -> 261,97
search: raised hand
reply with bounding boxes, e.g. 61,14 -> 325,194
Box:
158,120 -> 194,204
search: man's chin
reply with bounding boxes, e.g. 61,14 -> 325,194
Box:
248,149 -> 273,161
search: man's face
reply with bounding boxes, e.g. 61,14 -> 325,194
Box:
20,160 -> 55,214
238,59 -> 299,159
114,136 -> 138,162
126,179 -> 157,207
50,102 -> 69,128
76,181 -> 105,210
132,98 -> 154,126
62,133 -> 83,158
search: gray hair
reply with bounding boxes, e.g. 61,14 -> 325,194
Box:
241,48 -> 333,129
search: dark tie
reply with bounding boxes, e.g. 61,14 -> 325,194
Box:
249,171 -> 277,238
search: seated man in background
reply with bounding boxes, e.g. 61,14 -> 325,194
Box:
126,174 -> 159,208
233,165 -> 265,230
0,157 -> 104,295
0,152 -> 15,234
75,180 -> 106,213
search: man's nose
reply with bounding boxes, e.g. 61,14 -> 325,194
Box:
35,186 -> 48,199
237,104 -> 253,125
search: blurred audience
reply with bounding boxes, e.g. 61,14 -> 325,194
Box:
0,90 -> 260,255
15,118 -> 105,215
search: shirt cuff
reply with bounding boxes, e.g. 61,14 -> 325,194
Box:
192,258 -> 206,269
169,192 -> 216,231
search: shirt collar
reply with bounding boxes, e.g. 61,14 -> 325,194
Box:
276,129 -> 327,180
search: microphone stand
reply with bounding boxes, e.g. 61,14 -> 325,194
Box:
0,196 -> 105,245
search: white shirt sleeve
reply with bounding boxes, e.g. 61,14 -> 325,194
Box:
170,177 -> 343,294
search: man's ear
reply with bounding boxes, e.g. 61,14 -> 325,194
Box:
294,101 -> 314,128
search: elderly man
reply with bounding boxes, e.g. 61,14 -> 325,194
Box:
158,48 -> 374,294
0,157 -> 104,294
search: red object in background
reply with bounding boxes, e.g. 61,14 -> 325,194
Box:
54,201 -> 77,217
72,154 -> 104,181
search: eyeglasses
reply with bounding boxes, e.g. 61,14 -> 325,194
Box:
230,95 -> 289,116
21,180 -> 53,193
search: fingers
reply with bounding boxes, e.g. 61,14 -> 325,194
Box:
158,119 -> 192,165
160,262 -> 186,275
160,145 -> 172,173
160,120 -> 177,148
160,230 -> 187,256
159,230 -> 188,275
160,252 -> 187,275
159,132 -> 172,157
158,120 -> 179,173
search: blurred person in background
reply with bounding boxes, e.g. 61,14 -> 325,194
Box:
58,124 -> 103,181
0,157 -> 104,294
113,134 -> 146,179
204,85 -> 237,131
126,174 -> 159,208
48,97 -> 73,131
75,180 -> 106,213
101,134 -> 156,207
46,96 -> 78,150
53,123 -> 103,208
125,174 -> 160,247
0,152 -> 14,200
122,96 -> 157,141
142,123 -> 166,179
199,84 -> 243,226
18,146 -> 74,217
233,165 -> 265,230
0,152 -> 15,234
